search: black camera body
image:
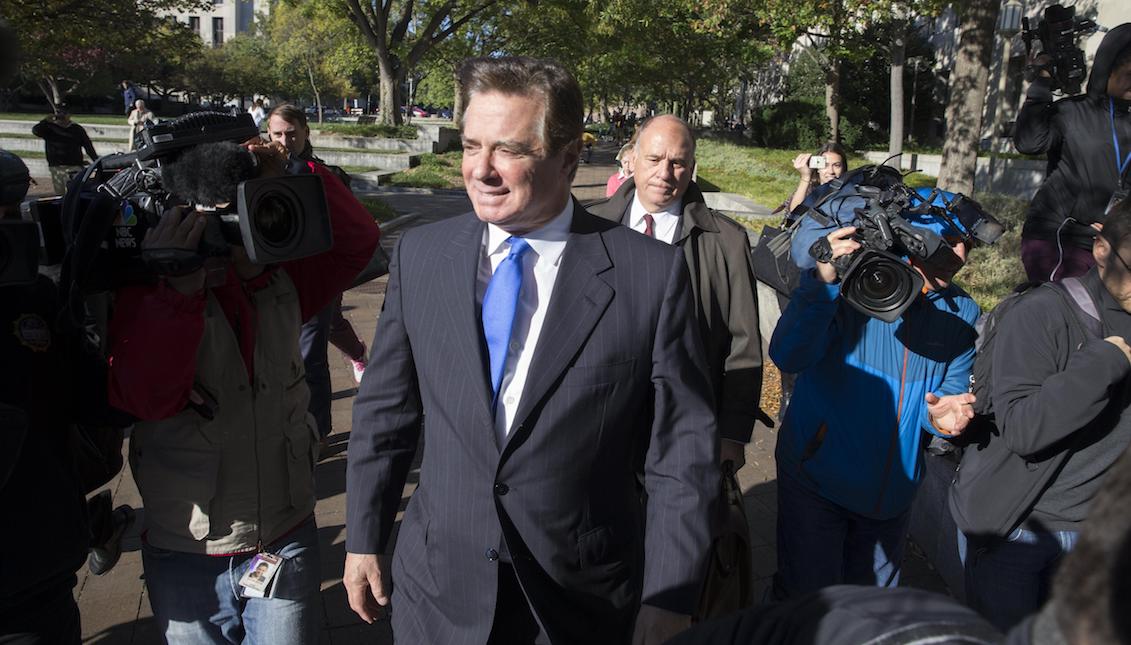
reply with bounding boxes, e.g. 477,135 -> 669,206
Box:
1023,4 -> 1099,95
806,166 -> 1004,322
44,111 -> 332,294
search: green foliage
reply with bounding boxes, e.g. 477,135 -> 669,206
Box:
746,100 -> 827,149
263,0 -> 366,107
382,152 -> 464,189
6,0 -> 208,105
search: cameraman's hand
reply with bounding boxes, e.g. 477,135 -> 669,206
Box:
925,392 -> 976,436
816,226 -> 860,284
143,207 -> 206,295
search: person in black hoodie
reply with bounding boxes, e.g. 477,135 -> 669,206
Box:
0,150 -> 111,643
1015,23 -> 1131,282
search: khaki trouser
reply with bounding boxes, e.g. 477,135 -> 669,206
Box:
49,165 -> 83,194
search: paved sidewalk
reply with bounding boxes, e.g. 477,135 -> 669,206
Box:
75,144 -> 946,643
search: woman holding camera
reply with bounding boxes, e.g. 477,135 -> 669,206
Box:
787,143 -> 848,215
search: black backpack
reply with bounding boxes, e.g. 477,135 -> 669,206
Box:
949,277 -> 1101,538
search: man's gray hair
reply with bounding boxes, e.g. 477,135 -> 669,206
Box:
634,114 -> 697,157
458,57 -> 583,156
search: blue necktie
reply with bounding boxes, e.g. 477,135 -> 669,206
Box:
483,237 -> 532,400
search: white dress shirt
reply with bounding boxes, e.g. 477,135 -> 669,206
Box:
628,194 -> 682,244
477,201 -> 573,447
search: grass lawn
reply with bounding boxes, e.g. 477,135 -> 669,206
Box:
0,112 -> 130,126
358,196 -> 399,223
383,151 -> 464,189
694,140 -> 939,209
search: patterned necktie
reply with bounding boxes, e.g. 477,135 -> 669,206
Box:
482,237 -> 532,399
643,213 -> 655,238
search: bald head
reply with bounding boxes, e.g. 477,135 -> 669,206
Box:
633,115 -> 696,212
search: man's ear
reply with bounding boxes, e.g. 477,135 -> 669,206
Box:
1095,234 -> 1109,259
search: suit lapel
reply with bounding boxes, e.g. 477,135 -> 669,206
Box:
503,203 -> 615,459
440,213 -> 496,423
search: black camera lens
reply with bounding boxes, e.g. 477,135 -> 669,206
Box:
841,251 -> 924,323
253,194 -> 300,248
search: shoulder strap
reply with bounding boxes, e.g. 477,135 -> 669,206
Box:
1047,276 -> 1103,339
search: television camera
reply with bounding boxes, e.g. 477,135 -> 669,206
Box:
800,164 -> 1005,322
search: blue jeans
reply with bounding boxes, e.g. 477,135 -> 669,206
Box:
142,519 -> 322,645
959,525 -> 1078,633
774,467 -> 910,599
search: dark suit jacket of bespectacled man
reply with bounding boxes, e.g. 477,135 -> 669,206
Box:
344,56 -> 719,645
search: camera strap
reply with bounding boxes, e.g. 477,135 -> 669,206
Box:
1109,98 -> 1131,183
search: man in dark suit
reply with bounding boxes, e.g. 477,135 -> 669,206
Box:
589,116 -> 763,466
344,57 -> 718,645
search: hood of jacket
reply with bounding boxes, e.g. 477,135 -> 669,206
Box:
1087,23 -> 1131,100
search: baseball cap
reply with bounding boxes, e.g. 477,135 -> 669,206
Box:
0,149 -> 31,207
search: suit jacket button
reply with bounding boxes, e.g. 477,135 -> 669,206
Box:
494,483 -> 509,496
485,548 -> 499,562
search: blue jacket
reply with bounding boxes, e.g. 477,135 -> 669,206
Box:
770,271 -> 979,519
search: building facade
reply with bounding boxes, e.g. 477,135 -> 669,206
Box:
167,0 -> 267,47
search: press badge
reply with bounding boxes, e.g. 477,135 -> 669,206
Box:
239,552 -> 284,598
1106,189 -> 1129,217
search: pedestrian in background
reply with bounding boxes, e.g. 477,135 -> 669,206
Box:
31,105 -> 97,195
126,99 -> 156,151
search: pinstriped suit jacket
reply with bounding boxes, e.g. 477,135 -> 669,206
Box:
346,202 -> 718,644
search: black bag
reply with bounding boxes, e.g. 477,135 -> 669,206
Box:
949,277 -> 1101,538
694,461 -> 753,621
750,225 -> 801,298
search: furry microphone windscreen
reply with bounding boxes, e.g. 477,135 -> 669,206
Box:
161,142 -> 257,206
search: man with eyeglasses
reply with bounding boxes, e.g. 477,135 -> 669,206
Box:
958,196 -> 1131,632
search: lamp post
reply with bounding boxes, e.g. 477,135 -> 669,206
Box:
988,0 -> 1024,192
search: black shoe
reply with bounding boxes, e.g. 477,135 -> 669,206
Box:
88,505 -> 134,576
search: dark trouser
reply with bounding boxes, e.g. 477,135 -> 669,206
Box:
1020,237 -> 1095,283
0,575 -> 81,645
328,295 -> 365,361
773,467 -> 910,600
300,304 -> 333,439
301,294 -> 367,438
486,563 -> 544,645
960,525 -> 1078,633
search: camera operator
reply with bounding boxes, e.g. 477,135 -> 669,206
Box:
0,149 -> 112,643
1015,23 -> 1131,282
768,215 -> 980,599
105,138 -> 379,643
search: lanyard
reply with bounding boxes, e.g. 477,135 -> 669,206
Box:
1110,98 -> 1131,178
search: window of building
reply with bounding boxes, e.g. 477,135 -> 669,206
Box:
211,17 -> 224,47
188,16 -> 200,36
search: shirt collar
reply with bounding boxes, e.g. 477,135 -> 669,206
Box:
628,193 -> 681,229
484,199 -> 573,265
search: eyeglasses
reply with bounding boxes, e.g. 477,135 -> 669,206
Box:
1112,247 -> 1131,274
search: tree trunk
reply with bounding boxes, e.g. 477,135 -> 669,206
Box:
302,54 -> 322,123
452,64 -> 464,129
938,0 -> 1002,193
888,19 -> 907,163
825,63 -> 841,143
377,54 -> 404,126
